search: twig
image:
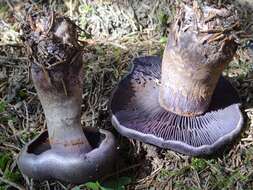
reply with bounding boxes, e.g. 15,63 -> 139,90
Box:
61,79 -> 68,96
0,176 -> 25,190
207,33 -> 225,44
2,143 -> 21,151
23,102 -> 29,132
45,11 -> 55,35
101,163 -> 142,181
4,0 -> 14,11
136,165 -> 163,184
46,60 -> 65,70
57,181 -> 68,190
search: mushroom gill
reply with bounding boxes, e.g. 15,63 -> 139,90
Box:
110,1 -> 244,156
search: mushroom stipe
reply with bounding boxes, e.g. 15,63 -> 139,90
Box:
110,56 -> 243,156
18,10 -> 117,184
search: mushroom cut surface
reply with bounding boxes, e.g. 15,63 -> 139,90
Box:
111,56 -> 243,156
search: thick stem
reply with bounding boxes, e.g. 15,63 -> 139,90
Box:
159,39 -> 227,116
23,12 -> 92,152
159,3 -> 238,116
31,57 -> 92,152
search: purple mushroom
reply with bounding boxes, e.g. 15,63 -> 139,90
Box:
110,2 -> 244,156
18,11 -> 116,184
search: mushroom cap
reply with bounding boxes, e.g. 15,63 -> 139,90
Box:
18,128 -> 117,184
110,56 -> 244,156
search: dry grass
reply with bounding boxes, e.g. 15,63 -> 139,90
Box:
0,0 -> 253,189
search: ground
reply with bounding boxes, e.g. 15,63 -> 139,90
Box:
0,0 -> 253,190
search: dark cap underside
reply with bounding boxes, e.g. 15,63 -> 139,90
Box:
111,56 -> 243,156
18,128 -> 116,184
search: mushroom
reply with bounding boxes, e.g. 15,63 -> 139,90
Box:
110,2 -> 244,156
18,11 -> 117,184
